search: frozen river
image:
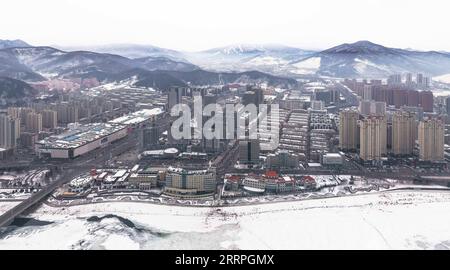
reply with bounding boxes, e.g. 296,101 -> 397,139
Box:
1,190 -> 450,249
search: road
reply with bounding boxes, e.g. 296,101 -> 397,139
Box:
213,140 -> 239,179
335,81 -> 359,107
0,168 -> 79,227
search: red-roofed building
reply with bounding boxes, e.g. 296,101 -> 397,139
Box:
301,175 -> 317,189
224,175 -> 242,191
264,170 -> 278,179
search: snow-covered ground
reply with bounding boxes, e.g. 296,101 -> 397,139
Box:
291,57 -> 321,75
430,88 -> 450,97
434,73 -> 450,84
353,58 -> 390,74
0,202 -> 20,214
0,190 -> 32,200
1,190 -> 450,249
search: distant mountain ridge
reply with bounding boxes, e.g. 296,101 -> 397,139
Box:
112,69 -> 297,90
0,46 -> 201,82
183,44 -> 316,74
48,41 -> 450,78
57,43 -> 316,75
3,39 -> 450,89
0,43 -> 297,90
56,43 -> 188,62
290,40 -> 450,78
0,39 -> 30,49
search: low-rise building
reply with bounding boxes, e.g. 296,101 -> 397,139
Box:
36,122 -> 128,159
242,176 -> 266,193
322,153 -> 344,166
68,175 -> 93,193
266,150 -> 300,169
128,172 -> 158,190
164,167 -> 217,197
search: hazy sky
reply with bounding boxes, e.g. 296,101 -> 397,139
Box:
1,0 -> 449,51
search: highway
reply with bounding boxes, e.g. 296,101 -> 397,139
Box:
325,81 -> 360,114
0,168 -> 78,227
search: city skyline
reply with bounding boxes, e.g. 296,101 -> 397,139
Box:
2,0 -> 450,253
1,0 -> 450,52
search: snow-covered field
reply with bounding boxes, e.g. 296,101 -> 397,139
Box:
0,202 -> 20,213
291,57 -> 321,75
1,190 -> 450,250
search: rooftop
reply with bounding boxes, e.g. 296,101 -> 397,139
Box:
37,122 -> 127,149
109,108 -> 163,125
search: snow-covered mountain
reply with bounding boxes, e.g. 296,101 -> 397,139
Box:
4,39 -> 450,87
0,39 -> 30,49
0,44 -> 295,89
0,46 -> 134,80
50,42 -> 450,78
113,69 -> 298,90
56,44 -> 187,62
290,41 -> 450,78
184,44 -> 315,74
133,56 -> 199,72
0,46 -> 200,81
68,43 -> 316,74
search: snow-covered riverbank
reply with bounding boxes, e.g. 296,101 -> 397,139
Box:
1,190 -> 450,249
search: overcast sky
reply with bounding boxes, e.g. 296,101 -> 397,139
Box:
1,0 -> 448,51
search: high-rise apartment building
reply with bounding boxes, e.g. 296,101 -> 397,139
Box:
140,124 -> 159,150
359,116 -> 387,161
416,73 -> 424,86
239,139 -> 260,164
359,100 -> 385,116
25,112 -> 43,133
6,107 -> 21,119
388,74 -> 402,85
42,110 -> 58,129
418,118 -> 444,161
339,110 -> 359,150
405,73 -> 413,85
359,100 -> 372,115
0,114 -> 21,150
446,96 -> 450,115
419,91 -> 433,112
392,112 -> 416,155
168,86 -> 184,112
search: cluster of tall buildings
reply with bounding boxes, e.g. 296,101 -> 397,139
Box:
166,86 -> 229,152
2,86 -> 169,156
387,73 -> 431,88
3,107 -> 60,150
313,88 -> 340,105
344,78 -> 434,112
166,85 -> 273,156
340,74 -> 445,163
339,109 -> 445,162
